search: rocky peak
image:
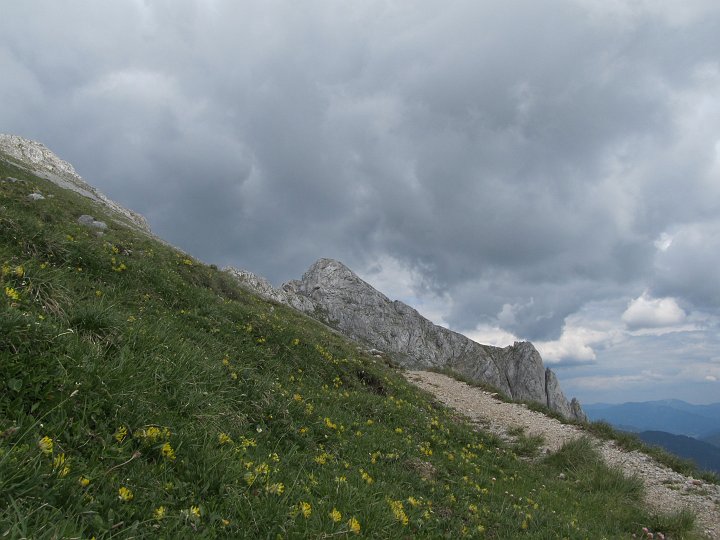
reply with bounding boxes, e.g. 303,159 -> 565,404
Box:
228,258 -> 587,422
0,134 -> 150,232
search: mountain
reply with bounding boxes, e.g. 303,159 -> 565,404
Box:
1,134 -> 679,538
0,134 -> 149,232
226,260 -> 586,422
703,432 -> 720,449
584,401 -> 720,438
637,431 -> 720,474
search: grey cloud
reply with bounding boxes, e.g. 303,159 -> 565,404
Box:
3,1 -> 720,402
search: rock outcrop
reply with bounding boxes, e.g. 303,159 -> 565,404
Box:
0,134 -> 150,233
227,258 -> 587,422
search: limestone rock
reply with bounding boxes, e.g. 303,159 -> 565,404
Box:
228,257 -> 587,422
0,134 -> 150,232
223,267 -> 316,313
27,192 -> 45,201
78,215 -> 108,230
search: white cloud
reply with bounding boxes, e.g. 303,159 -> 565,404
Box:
705,375 -> 718,382
567,370 -> 666,390
654,232 -> 674,252
621,293 -> 686,329
358,255 -> 452,327
466,324 -> 519,348
536,325 -> 610,364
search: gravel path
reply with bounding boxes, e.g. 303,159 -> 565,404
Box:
404,370 -> 720,539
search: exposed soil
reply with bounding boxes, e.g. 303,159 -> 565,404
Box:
404,370 -> 720,539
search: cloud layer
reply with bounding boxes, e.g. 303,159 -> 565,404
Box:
2,0 -> 720,403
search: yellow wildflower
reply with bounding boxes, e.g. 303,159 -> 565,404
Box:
161,442 -> 176,461
38,436 -> 53,455
189,505 -> 201,519
299,426 -> 309,435
78,476 -> 91,487
114,426 -> 128,443
299,501 -> 312,518
348,517 -> 361,534
154,506 -> 166,520
324,417 -> 337,430
240,436 -> 257,448
4,287 -> 20,301
53,453 -> 70,476
266,483 -> 285,495
359,468 -> 373,484
408,496 -> 421,507
14,265 -> 24,277
118,486 -> 133,502
218,432 -> 233,445
293,393 -> 303,402
389,499 -> 409,526
329,508 -> 342,522
314,453 -> 328,465
291,338 -> 300,346
142,426 -> 161,442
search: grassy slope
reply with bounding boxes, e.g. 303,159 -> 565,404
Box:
0,158 -> 696,539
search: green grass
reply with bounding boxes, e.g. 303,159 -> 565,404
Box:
0,157 -> 702,538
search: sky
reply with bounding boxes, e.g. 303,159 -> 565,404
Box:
2,0 -> 720,404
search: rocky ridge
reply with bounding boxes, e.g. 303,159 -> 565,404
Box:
0,134 -> 150,232
227,258 -> 587,422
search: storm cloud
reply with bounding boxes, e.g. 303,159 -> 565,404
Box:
2,1 -> 720,402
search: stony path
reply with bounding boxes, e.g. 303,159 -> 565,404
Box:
404,370 -> 720,539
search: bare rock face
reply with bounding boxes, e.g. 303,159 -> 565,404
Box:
224,267 -> 316,313
0,134 -> 150,232
229,257 -> 587,422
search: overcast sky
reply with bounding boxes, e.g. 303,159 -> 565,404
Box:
2,1 -> 720,404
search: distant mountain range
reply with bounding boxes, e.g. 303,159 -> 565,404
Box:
636,431 -> 720,474
584,400 -> 720,474
584,400 -> 720,439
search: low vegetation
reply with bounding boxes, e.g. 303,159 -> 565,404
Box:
435,365 -> 720,485
0,159 -> 699,537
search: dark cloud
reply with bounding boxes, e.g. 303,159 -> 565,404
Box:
3,0 -> 720,402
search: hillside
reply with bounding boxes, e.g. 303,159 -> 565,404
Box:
703,432 -> 720,449
0,139 -> 701,538
636,432 -> 720,475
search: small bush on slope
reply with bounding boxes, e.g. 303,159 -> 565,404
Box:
0,160 -> 697,538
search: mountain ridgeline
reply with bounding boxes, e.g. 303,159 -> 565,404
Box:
226,260 -> 587,422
